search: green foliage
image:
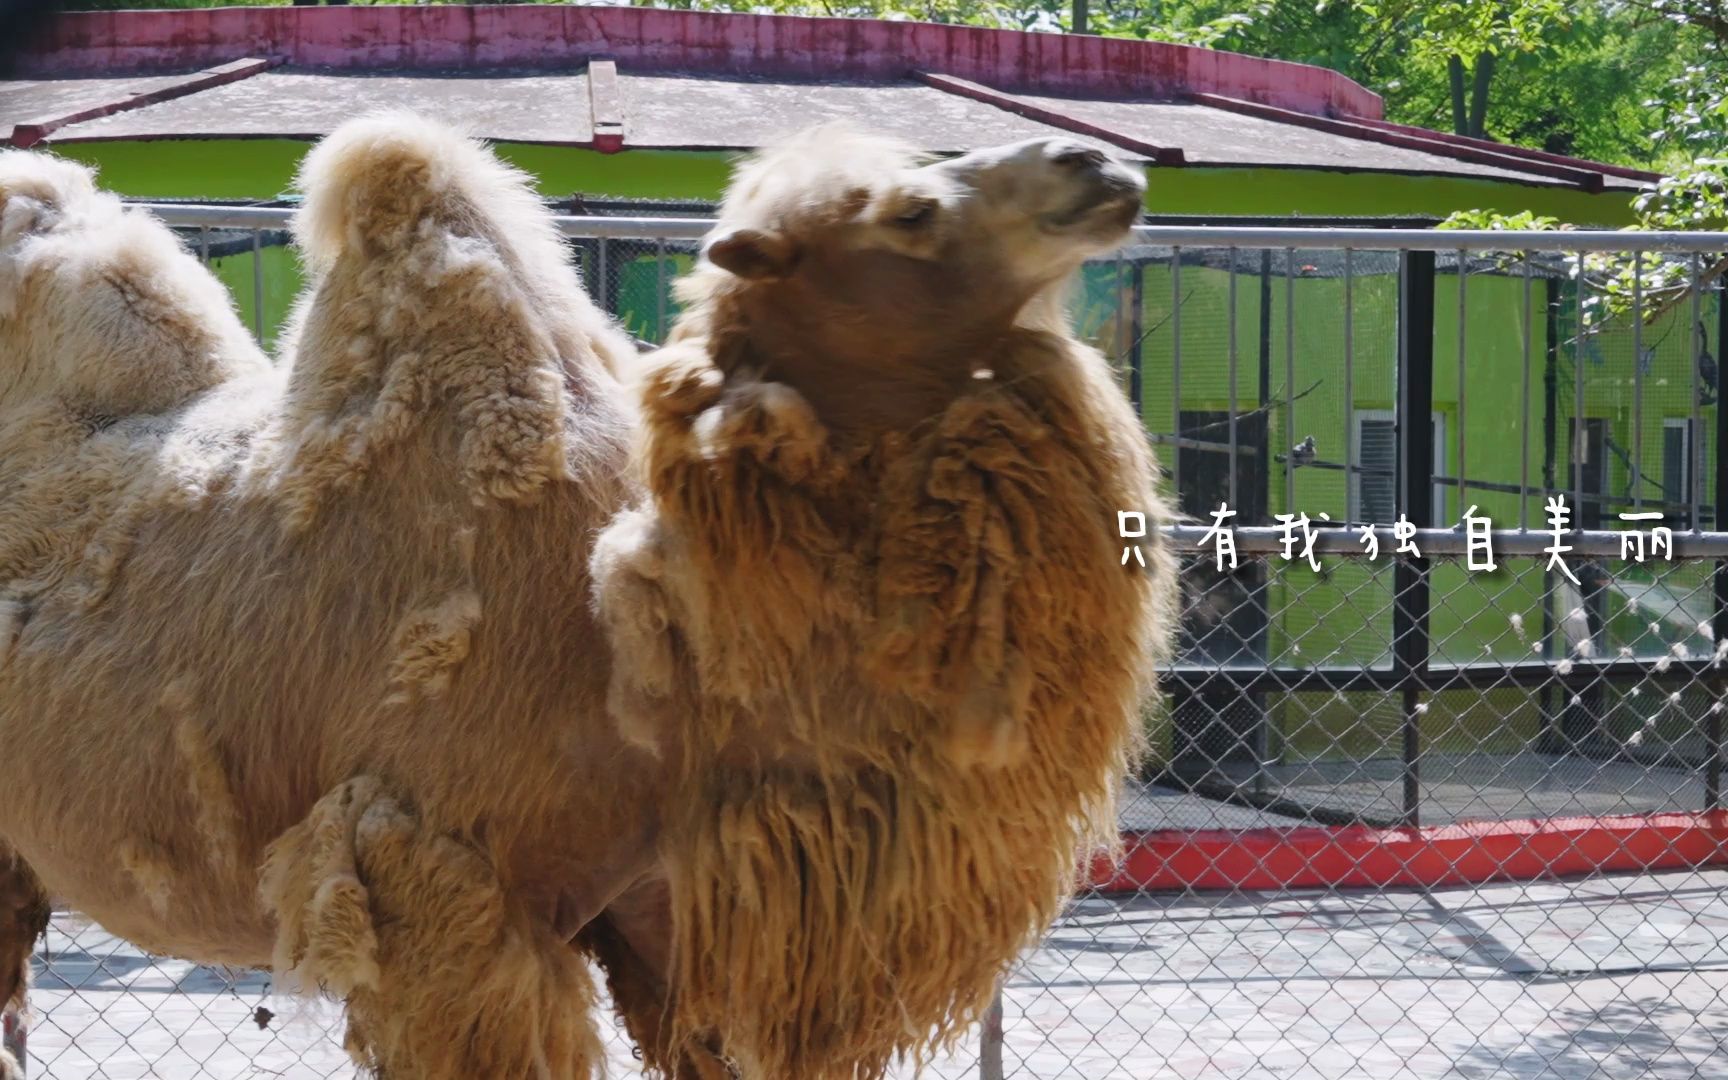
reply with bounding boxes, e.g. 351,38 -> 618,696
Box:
1431,0 -> 1727,337
1335,0 -> 1568,65
1324,0 -> 1569,137
1437,209 -> 1563,232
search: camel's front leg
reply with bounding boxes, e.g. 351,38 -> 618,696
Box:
0,849 -> 47,1080
261,779 -> 605,1080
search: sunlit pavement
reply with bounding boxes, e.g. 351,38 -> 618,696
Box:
22,864 -> 1728,1079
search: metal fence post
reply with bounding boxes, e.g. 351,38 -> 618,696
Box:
1537,276 -> 1562,754
251,228 -> 264,344
597,237 -> 611,317
1711,279 -> 1728,810
980,987 -> 1005,1080
1127,260 -> 1145,412
1394,250 -> 1437,828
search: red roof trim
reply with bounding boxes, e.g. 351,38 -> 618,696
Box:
7,57 -> 275,149
917,72 -> 1185,166
1347,115 -> 1661,185
1192,92 -> 1607,192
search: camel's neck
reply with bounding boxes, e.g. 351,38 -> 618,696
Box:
701,288 -> 1024,443
774,354 -> 973,442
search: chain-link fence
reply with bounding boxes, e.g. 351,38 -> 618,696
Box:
11,208 -> 1728,1079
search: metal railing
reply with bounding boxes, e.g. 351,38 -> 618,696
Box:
13,209 -> 1728,1079
137,202 -> 1728,249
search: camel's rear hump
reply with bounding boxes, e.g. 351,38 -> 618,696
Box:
0,150 -> 268,419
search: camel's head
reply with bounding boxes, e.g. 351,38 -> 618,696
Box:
679,126 -> 1144,433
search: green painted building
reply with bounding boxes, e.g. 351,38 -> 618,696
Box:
9,6 -> 1706,817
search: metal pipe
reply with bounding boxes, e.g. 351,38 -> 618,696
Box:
1160,657 -> 1724,695
1198,456 -> 1712,517
1114,248 -> 1126,385
979,988 -> 1005,1080
597,238 -> 610,316
1456,248 -> 1468,518
1712,281 -> 1728,809
1228,251 -> 1239,513
1170,247 -> 1182,495
1522,260 -> 1533,530
1128,259 -> 1145,412
1692,253 -> 1705,531
1395,250 -> 1437,828
1633,251 -> 1644,514
126,205 -> 1728,251
1344,248 -> 1356,524
251,229 -> 264,344
1575,253 -> 1588,523
656,238 -> 668,344
140,204 -> 718,239
1284,247 -> 1296,515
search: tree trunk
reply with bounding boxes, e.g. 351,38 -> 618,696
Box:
1468,51 -> 1497,139
1073,0 -> 1090,34
1447,55 -> 1468,136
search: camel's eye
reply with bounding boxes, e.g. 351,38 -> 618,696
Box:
894,200 -> 936,228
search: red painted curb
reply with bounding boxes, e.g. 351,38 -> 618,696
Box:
8,57 -> 275,149
1086,811 -> 1728,893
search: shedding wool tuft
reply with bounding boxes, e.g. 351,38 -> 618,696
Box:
262,779 -> 606,1080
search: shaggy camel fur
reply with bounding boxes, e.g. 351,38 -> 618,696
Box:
591,128 -> 1177,1078
0,119 -> 656,1079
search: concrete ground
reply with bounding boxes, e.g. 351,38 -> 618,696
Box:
20,862 -> 1728,1079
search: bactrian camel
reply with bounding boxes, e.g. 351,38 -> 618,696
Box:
0,115 -> 1175,1079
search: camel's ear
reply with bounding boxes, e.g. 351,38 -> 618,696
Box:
703,227 -> 795,280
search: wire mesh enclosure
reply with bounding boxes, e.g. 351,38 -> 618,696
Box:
10,207 -> 1728,1079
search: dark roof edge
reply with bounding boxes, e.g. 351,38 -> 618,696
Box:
1345,116 -> 1662,185
7,56 -> 276,148
917,72 -> 1184,165
1192,92 -> 1613,191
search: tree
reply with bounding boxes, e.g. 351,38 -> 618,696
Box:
1384,6 -> 1684,165
1327,0 -> 1571,138
1435,0 -> 1727,340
